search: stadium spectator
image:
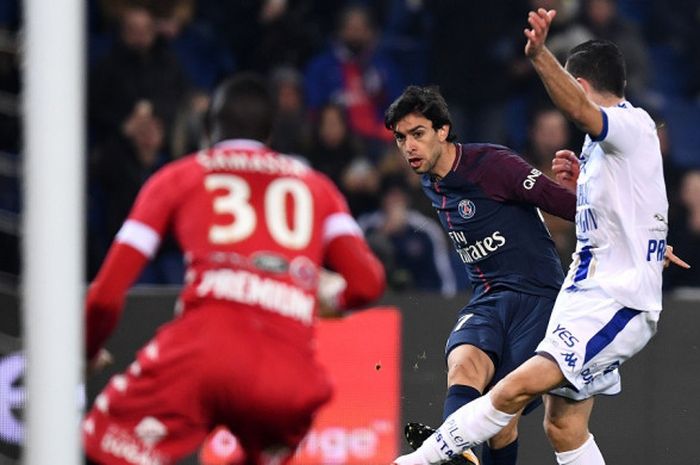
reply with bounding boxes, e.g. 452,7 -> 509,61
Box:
578,0 -> 651,103
426,1 -> 525,146
89,3 -> 190,152
384,84 -> 577,465
523,106 -> 578,267
90,100 -> 184,285
83,73 -> 385,465
359,177 -> 457,297
306,102 -> 381,217
268,66 -> 311,156
380,0 -> 433,86
153,0 -> 235,93
392,10 -> 687,465
304,3 -> 404,156
306,103 -> 362,185
195,0 -> 325,73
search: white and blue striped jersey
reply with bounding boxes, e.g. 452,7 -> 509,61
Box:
564,101 -> 668,310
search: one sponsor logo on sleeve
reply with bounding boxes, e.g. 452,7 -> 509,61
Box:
522,168 -> 542,190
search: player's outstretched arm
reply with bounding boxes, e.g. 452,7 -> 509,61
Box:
324,235 -> 386,311
524,8 -> 604,137
86,242 -> 150,361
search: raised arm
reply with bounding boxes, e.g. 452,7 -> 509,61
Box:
524,8 -> 604,137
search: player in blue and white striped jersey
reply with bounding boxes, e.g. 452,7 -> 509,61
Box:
391,8 -> 689,465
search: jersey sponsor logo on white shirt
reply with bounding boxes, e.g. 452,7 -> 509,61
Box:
196,269 -> 315,324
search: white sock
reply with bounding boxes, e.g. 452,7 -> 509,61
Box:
417,393 -> 516,463
555,434 -> 605,465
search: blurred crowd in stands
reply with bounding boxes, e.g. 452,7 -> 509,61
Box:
0,0 -> 698,292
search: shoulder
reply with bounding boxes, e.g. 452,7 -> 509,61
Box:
458,143 -> 529,175
597,102 -> 658,148
461,143 -> 522,164
140,153 -> 203,199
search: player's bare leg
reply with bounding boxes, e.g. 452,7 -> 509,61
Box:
446,345 -> 495,392
543,395 -> 604,465
445,345 -> 494,464
393,355 -> 564,465
447,347 -> 524,465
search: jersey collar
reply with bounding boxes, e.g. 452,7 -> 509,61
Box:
213,139 -> 266,150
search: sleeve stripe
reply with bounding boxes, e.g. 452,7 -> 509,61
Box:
323,212 -> 363,244
591,109 -> 609,141
115,219 -> 161,258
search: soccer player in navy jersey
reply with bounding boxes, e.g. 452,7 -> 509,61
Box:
390,8 -> 689,465
384,85 -> 577,465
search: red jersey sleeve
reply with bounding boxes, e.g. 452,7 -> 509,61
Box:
85,163 -> 186,360
314,174 -> 386,309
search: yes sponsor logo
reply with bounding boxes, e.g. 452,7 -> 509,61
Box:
552,324 -> 579,348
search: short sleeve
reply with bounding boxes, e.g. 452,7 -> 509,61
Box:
597,106 -> 653,156
312,172 -> 363,245
126,163 -> 183,237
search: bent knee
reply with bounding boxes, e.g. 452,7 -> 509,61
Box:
543,415 -> 589,450
446,346 -> 494,389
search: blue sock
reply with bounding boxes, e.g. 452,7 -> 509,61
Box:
482,438 -> 518,465
442,384 -> 481,420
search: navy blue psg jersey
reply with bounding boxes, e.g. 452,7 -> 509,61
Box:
422,143 -> 576,301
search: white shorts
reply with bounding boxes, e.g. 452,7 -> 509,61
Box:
536,286 -> 660,400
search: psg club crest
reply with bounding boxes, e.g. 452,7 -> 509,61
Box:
458,199 -> 476,219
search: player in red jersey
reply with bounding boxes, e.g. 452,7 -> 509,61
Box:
83,73 -> 386,465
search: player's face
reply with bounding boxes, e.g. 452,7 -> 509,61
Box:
392,113 -> 448,175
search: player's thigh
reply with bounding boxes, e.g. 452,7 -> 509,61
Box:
499,293 -> 554,373
490,354 -> 565,412
543,394 -> 594,451
446,344 -> 495,390
445,293 -> 512,384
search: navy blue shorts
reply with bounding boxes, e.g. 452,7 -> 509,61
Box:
445,289 -> 554,414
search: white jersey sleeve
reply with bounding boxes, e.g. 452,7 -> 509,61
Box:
564,102 -> 669,310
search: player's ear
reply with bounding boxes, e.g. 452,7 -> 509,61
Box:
437,124 -> 449,142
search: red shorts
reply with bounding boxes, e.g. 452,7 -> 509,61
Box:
83,305 -> 333,465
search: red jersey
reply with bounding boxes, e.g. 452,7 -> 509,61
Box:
86,139 -> 385,358
83,140 -> 385,465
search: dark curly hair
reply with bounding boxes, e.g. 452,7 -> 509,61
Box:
384,85 -> 456,142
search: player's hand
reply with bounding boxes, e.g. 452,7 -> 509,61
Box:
552,149 -> 579,192
664,245 -> 691,269
317,269 -> 347,318
86,348 -> 113,377
524,8 -> 556,58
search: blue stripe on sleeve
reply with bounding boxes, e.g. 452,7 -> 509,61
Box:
591,109 -> 608,141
